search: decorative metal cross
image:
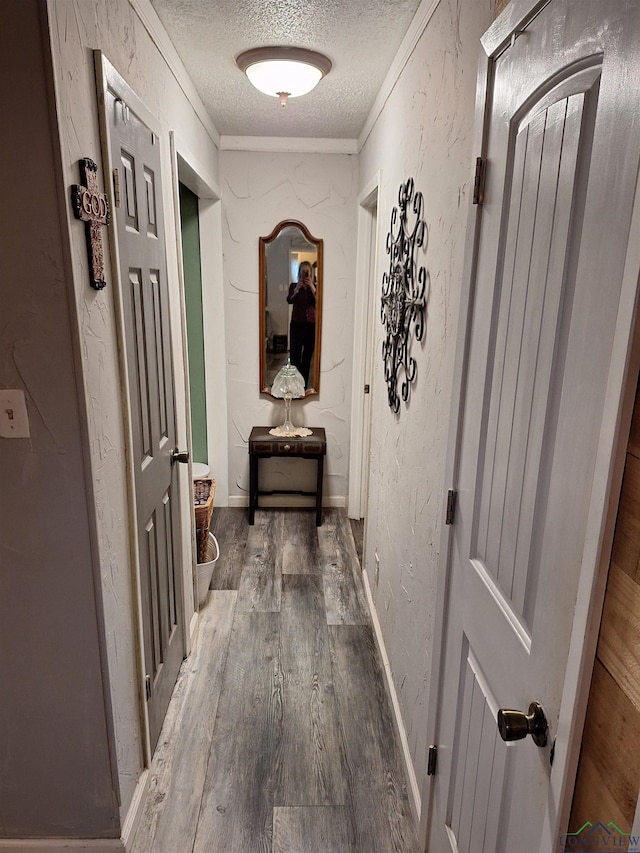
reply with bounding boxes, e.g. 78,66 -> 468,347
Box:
380,178 -> 428,413
71,158 -> 110,290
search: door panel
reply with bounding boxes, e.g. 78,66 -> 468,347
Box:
448,647 -> 507,853
106,88 -> 185,752
430,2 -> 640,850
476,73 -> 598,628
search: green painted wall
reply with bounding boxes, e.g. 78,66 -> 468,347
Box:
179,183 -> 208,464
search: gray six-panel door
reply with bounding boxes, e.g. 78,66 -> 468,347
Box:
108,90 -> 185,752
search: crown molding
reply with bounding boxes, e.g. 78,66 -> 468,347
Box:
219,136 -> 358,154
128,0 -> 221,147
358,0 -> 442,150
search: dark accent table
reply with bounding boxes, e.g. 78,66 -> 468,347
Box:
248,426 -> 326,526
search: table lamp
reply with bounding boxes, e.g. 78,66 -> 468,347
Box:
269,361 -> 312,437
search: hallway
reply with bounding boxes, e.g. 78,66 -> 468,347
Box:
131,508 -> 420,853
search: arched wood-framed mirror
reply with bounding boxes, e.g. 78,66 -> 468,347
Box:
259,220 -> 323,396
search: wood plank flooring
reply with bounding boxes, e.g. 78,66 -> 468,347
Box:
132,508 -> 420,853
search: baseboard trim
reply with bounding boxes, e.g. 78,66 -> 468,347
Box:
228,495 -> 346,508
0,771 -> 151,852
362,567 -> 422,823
120,768 -> 150,851
0,841 -> 125,850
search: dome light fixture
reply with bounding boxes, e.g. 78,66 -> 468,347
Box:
236,46 -> 332,107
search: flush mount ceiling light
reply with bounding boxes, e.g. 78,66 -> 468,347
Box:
236,46 -> 332,107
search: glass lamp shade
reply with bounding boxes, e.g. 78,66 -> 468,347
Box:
271,362 -> 306,400
271,362 -> 306,435
237,47 -> 332,100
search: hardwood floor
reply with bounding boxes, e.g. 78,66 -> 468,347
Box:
131,508 -> 419,853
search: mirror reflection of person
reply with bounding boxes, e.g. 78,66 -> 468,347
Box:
287,260 -> 316,386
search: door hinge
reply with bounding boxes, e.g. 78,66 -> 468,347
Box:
473,156 -> 486,205
364,384 -> 370,394
446,489 -> 457,525
145,674 -> 151,701
116,98 -> 130,124
427,745 -> 438,776
112,168 -> 121,208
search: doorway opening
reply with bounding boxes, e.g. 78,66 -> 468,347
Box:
171,144 -> 229,510
179,182 -> 208,471
568,369 -> 640,840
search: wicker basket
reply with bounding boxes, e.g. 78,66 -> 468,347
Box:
193,477 -> 215,563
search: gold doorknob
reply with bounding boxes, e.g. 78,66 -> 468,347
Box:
497,702 -> 548,747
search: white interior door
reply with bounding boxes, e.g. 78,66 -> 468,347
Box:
349,175 -> 380,519
429,2 -> 640,850
360,201 -> 378,520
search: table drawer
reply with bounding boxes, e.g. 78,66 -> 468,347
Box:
300,442 -> 324,455
250,439 -> 325,455
252,441 -> 275,453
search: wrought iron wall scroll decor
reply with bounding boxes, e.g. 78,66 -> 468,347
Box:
380,178 -> 427,413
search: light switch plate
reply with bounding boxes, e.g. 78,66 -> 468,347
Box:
0,390 -> 30,438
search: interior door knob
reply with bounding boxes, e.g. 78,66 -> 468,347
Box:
497,702 -> 548,747
171,448 -> 190,465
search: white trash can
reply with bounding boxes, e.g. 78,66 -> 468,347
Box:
196,532 -> 219,608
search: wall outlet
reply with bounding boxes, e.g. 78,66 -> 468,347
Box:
0,390 -> 30,438
374,550 -> 380,587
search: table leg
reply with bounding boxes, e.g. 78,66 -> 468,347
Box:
249,454 -> 257,525
316,455 -> 324,526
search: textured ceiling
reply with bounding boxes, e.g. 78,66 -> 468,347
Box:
149,0 -> 423,139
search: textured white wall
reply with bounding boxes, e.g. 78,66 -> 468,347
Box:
47,0 -> 220,824
0,2 -> 117,836
358,0 -> 494,796
219,150 -> 358,504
